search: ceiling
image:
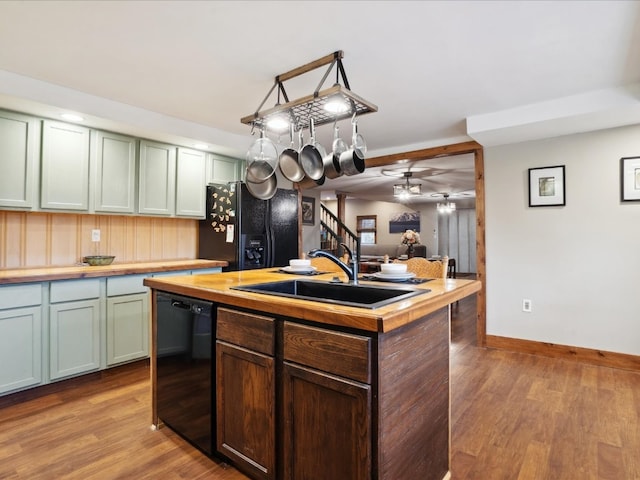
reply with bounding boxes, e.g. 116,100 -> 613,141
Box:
1,1 -> 639,204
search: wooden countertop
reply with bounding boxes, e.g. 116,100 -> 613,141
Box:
0,259 -> 227,284
144,268 -> 481,333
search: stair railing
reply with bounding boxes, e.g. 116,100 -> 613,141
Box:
320,204 -> 360,261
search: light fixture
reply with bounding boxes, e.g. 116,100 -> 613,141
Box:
393,172 -> 422,199
241,51 -> 377,133
324,94 -> 349,114
437,193 -> 457,213
266,115 -> 290,132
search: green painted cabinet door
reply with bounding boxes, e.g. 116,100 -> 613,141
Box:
138,140 -> 176,216
41,120 -> 91,211
49,299 -> 101,380
0,110 -> 39,209
94,131 -> 137,213
0,306 -> 43,395
176,147 -> 206,218
207,153 -> 241,184
106,293 -> 149,366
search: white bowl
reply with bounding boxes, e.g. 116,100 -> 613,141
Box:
289,259 -> 311,269
380,263 -> 407,274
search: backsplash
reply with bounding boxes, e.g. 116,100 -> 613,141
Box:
0,211 -> 197,269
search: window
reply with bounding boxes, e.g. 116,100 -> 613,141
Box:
357,215 -> 377,245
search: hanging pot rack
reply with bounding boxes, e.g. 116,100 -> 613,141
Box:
240,51 -> 378,132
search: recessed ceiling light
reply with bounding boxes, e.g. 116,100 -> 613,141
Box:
60,113 -> 84,122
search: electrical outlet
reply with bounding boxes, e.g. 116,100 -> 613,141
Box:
91,229 -> 101,242
522,299 -> 532,312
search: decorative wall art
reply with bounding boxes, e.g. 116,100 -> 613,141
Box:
528,165 -> 565,207
302,196 -> 315,225
620,156 -> 640,202
389,211 -> 420,233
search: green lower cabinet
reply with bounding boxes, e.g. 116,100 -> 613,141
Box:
0,306 -> 43,395
106,293 -> 149,366
49,299 -> 101,380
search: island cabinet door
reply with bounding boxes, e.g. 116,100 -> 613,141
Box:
215,307 -> 276,480
215,341 -> 275,480
282,320 -> 372,480
282,362 -> 371,480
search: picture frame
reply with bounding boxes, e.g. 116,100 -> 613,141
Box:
301,196 -> 315,225
620,156 -> 640,202
528,165 -> 565,207
389,211 -> 420,233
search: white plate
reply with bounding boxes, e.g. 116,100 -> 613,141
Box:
281,266 -> 317,273
372,272 -> 416,281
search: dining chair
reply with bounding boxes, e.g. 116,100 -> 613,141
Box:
393,256 -> 449,279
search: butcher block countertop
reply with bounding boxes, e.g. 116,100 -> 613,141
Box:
0,259 -> 227,285
144,268 -> 481,333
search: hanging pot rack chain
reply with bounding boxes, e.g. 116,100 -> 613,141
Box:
240,50 -> 378,132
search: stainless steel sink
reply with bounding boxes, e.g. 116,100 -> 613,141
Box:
231,279 -> 428,309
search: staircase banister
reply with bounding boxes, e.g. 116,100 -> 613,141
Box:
320,204 -> 361,261
320,204 -> 358,241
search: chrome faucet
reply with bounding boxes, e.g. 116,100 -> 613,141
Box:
308,243 -> 359,285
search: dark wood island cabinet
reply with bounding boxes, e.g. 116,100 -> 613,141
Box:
216,307 -> 276,480
146,268 -> 480,480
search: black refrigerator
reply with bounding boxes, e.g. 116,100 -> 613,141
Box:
198,182 -> 299,271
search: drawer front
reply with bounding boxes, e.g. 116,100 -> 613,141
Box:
217,307 -> 275,356
107,274 -> 148,296
0,283 -> 42,309
50,278 -> 100,303
284,322 -> 371,384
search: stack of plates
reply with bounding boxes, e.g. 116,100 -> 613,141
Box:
371,272 -> 416,282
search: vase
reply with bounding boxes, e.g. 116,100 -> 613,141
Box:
406,244 -> 414,258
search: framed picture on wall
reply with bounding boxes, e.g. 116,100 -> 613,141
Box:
528,165 -> 565,207
389,211 -> 420,233
302,196 -> 315,225
620,156 -> 640,202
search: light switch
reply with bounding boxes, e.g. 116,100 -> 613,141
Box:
92,229 -> 101,242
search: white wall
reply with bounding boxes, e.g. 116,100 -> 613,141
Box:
485,124 -> 640,355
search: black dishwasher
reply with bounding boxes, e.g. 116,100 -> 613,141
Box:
156,292 -> 214,456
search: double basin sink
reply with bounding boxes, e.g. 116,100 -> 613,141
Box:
232,279 -> 428,309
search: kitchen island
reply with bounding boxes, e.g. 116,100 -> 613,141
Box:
144,268 -> 481,480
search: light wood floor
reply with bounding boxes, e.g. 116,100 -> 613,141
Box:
1,295 -> 638,479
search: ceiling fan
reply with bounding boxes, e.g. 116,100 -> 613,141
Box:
430,191 -> 474,199
381,165 -> 452,179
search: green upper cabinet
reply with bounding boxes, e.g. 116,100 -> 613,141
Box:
138,140 -> 177,216
207,153 -> 242,184
0,108 -> 228,218
93,131 -> 137,214
0,110 -> 40,209
41,120 -> 91,211
176,147 -> 206,218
